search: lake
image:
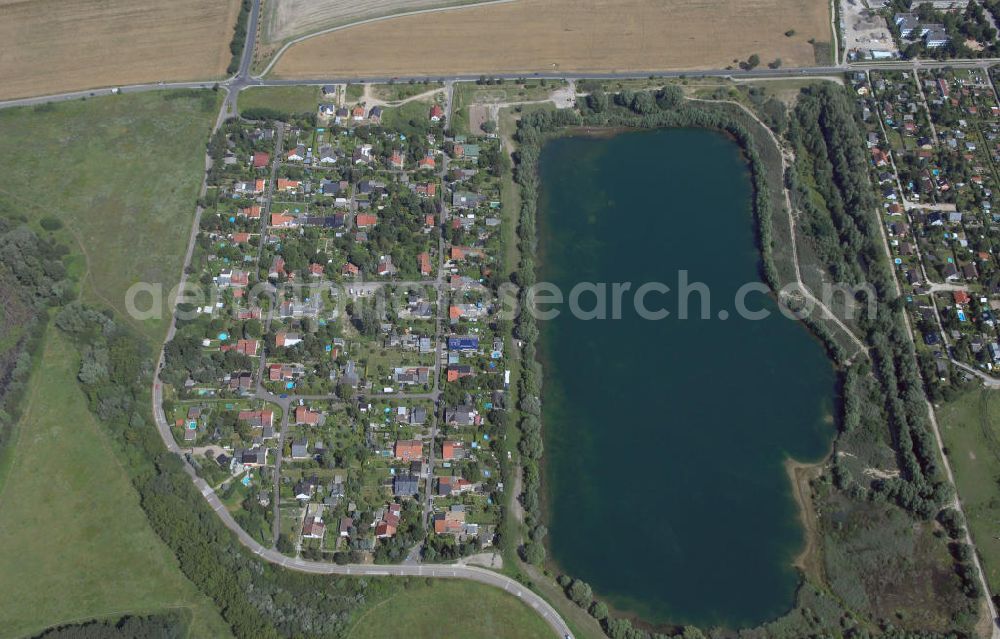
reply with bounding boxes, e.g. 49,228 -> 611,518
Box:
536,128 -> 836,629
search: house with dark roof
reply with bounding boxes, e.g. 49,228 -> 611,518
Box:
294,476 -> 319,500
393,474 -> 419,497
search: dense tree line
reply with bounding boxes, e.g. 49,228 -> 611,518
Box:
226,0 -> 253,75
32,613 -> 186,639
0,219 -> 72,466
788,85 -> 954,521
239,107 -> 316,129
55,302 -> 409,638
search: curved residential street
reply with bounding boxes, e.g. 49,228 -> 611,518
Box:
141,8 -> 573,636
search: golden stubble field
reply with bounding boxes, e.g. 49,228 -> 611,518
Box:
0,0 -> 240,100
265,0 -> 497,43
271,0 -> 832,78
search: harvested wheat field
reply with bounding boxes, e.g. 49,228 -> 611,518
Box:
271,0 -> 831,78
0,0 -> 240,100
264,0 -> 504,43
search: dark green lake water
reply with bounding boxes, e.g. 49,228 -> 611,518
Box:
536,128 -> 836,629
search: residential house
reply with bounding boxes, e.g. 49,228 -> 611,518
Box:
294,476 -> 319,500
317,145 -> 337,164
339,516 -> 353,537
393,474 -> 419,497
417,154 -> 436,170
356,213 -> 378,229
418,252 -> 433,276
375,503 -> 401,538
433,506 -> 466,535
437,476 -> 473,497
441,440 -> 464,461
295,405 -> 323,425
237,409 -> 274,428
445,405 -> 479,426
342,262 -> 361,278
394,439 -> 423,461
377,255 -> 397,277
302,516 -> 326,539
277,178 -> 301,192
291,438 -> 310,459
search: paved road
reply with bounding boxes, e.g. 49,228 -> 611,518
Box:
7,57 -> 1000,112
151,390 -> 570,637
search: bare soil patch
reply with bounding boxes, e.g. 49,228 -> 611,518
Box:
0,0 -> 240,100
271,0 -> 832,77
787,459 -> 825,585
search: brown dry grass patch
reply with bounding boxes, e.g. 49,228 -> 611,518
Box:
0,0 -> 240,100
271,0 -> 832,78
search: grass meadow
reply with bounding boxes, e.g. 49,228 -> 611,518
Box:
346,579 -> 554,639
239,85 -> 323,116
0,330 -> 232,639
938,389 -> 1000,592
0,91 -> 228,637
0,91 -> 221,344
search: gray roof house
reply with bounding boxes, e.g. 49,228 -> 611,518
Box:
291,438 -> 309,459
393,474 -> 419,497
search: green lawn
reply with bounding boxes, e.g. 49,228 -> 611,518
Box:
371,82 -> 444,102
0,90 -> 221,344
239,85 -> 322,115
346,84 -> 365,102
381,99 -> 438,130
347,579 -> 555,639
0,329 -> 232,639
938,388 -> 1000,592
0,91 -> 231,637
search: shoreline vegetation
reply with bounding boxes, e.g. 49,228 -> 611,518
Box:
511,82 -> 982,638
510,87 -> 814,637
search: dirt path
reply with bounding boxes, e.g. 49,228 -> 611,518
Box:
688,96 -> 870,360
361,83 -> 445,107
786,459 -> 824,582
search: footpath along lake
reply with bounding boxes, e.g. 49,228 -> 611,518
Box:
536,128 -> 836,628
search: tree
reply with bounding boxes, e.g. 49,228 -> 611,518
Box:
587,89 -> 609,113
567,579 -> 592,607
521,542 -> 545,564
631,91 -> 656,115
655,85 -> 683,110
276,533 -> 294,554
589,600 -> 609,620
740,54 -> 761,70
